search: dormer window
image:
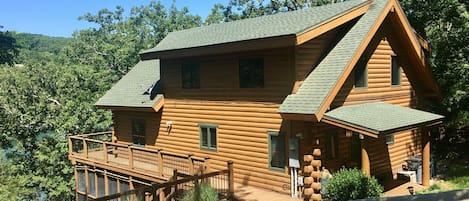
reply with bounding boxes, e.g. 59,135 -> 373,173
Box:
354,62 -> 367,88
391,55 -> 401,86
182,63 -> 200,88
239,58 -> 264,88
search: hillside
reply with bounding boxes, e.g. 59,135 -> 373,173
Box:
11,32 -> 71,64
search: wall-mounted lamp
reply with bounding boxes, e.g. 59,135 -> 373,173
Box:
359,134 -> 365,140
166,121 -> 173,133
295,133 -> 303,139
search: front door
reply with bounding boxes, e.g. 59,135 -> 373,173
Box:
350,133 -> 361,168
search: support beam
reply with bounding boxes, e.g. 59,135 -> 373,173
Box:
421,127 -> 430,186
361,136 -> 370,177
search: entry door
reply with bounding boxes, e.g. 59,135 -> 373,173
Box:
350,133 -> 361,168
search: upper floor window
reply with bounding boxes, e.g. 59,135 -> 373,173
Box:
132,120 -> 145,146
199,123 -> 217,150
239,58 -> 264,88
182,63 -> 200,89
391,56 -> 401,86
354,62 -> 368,88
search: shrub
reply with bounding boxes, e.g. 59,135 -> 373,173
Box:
324,168 -> 383,201
182,183 -> 218,201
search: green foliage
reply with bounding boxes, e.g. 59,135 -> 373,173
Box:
0,63 -> 113,200
204,0 -> 340,24
11,32 -> 70,65
61,1 -> 201,77
182,183 -> 218,201
324,168 -> 383,201
0,30 -> 19,66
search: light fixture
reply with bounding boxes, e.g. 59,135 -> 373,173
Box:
345,130 -> 352,137
359,134 -> 364,140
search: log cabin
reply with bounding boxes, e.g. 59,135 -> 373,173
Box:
68,0 -> 444,200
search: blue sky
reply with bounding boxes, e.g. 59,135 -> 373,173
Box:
0,0 -> 228,37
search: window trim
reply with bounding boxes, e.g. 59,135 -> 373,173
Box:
268,130 -> 286,171
199,123 -> 218,151
391,55 -> 401,86
181,63 -> 200,89
239,58 -> 264,88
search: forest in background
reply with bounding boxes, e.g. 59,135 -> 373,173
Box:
0,0 -> 467,200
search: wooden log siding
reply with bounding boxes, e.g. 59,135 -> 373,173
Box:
331,38 -> 422,178
111,47 -> 299,193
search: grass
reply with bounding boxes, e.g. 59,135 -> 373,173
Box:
418,164 -> 469,194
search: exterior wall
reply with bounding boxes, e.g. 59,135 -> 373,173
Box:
113,47 -> 295,193
295,29 -> 338,81
332,38 -> 422,178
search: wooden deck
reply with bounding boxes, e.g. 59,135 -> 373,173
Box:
68,132 -> 208,182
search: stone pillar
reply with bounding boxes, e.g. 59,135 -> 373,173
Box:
361,136 -> 370,177
421,127 -> 430,186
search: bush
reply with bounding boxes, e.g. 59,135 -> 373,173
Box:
324,168 -> 383,201
182,183 -> 218,201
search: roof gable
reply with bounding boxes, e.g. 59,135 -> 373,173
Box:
141,0 -> 370,57
279,0 -> 391,120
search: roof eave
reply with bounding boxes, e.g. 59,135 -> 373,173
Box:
140,35 -> 297,60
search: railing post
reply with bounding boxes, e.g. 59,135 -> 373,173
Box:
204,156 -> 211,173
172,169 -> 178,199
83,137 -> 88,159
68,134 -> 73,155
188,154 -> 194,175
128,144 -> 134,169
228,160 -> 234,199
157,149 -> 163,177
103,142 -> 108,163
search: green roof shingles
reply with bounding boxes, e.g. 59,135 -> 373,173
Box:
95,60 -> 161,108
278,0 -> 389,115
142,0 -> 369,53
324,102 -> 444,134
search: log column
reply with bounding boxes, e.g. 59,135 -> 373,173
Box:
421,127 -> 430,186
360,135 -> 370,177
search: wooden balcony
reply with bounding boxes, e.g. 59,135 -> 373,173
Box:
68,131 -> 209,182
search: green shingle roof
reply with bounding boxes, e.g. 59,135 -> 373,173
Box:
95,60 -> 162,108
278,0 -> 388,115
141,0 -> 369,54
324,102 -> 444,134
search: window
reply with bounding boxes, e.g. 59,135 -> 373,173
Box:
88,171 -> 96,197
132,120 -> 145,146
199,123 -> 218,150
97,172 -> 105,197
386,134 -> 395,145
239,58 -> 264,88
182,63 -> 200,88
391,56 -> 401,86
355,62 -> 367,88
268,131 -> 286,171
77,169 -> 86,193
326,132 -> 339,159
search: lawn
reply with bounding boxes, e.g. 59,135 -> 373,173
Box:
418,164 -> 469,194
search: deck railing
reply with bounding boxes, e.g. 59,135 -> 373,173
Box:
91,161 -> 234,201
68,131 -> 209,179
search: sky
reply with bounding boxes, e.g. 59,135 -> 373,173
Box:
0,0 -> 229,37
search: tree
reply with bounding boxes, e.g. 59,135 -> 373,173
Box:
0,28 -> 19,66
399,0 -> 468,159
0,63 -> 114,200
61,1 -> 201,77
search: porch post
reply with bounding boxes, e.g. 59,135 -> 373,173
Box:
360,135 -> 370,177
421,127 -> 430,186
